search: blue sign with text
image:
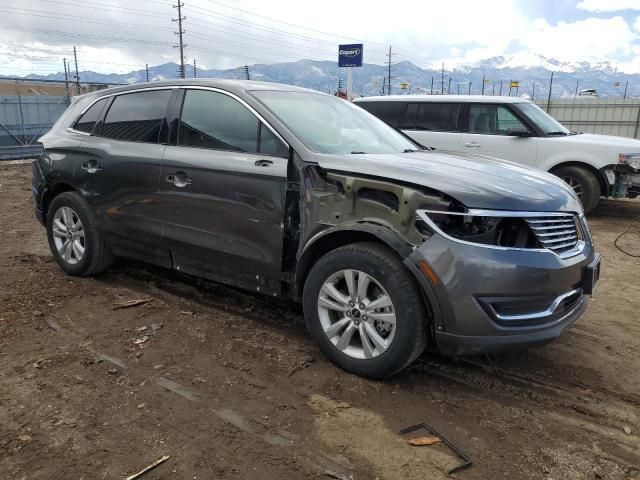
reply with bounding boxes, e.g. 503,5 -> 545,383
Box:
338,44 -> 363,67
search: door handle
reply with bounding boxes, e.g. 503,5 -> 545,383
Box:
81,159 -> 102,174
255,159 -> 273,167
464,142 -> 481,148
166,172 -> 193,188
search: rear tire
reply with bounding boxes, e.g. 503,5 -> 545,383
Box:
303,242 -> 428,379
552,165 -> 601,214
46,192 -> 113,276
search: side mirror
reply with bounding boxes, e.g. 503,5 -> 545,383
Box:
506,127 -> 533,137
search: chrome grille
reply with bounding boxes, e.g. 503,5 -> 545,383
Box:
525,215 -> 580,255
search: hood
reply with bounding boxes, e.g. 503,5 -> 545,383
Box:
316,150 -> 582,213
551,133 -> 640,150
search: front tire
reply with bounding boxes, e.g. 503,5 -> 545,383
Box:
46,192 -> 113,276
552,165 -> 601,214
303,242 -> 428,379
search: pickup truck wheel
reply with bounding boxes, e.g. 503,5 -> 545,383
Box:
552,166 -> 601,214
46,192 -> 113,277
303,242 -> 427,379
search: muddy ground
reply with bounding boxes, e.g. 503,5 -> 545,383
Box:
0,162 -> 638,480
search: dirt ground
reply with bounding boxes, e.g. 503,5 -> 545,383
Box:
1,161 -> 639,480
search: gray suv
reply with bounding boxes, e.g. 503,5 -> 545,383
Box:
32,80 -> 601,378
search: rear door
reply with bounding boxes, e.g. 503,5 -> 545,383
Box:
73,88 -> 174,266
160,88 -> 289,293
460,103 -> 539,165
399,102 -> 462,150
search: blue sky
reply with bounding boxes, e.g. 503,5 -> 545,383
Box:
1,0 -> 640,75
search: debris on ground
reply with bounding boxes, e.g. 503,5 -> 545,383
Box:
134,336 -> 149,347
124,454 -> 170,480
112,298 -> 153,310
288,356 -> 315,376
323,470 -> 351,480
407,436 -> 442,446
623,425 -> 632,435
401,422 -> 472,475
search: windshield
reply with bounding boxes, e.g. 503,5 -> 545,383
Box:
514,102 -> 571,135
251,91 -> 419,155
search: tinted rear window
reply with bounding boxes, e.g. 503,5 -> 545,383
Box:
356,101 -> 403,128
414,103 -> 460,131
73,98 -> 108,134
101,90 -> 172,143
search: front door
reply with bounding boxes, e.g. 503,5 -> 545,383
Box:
461,103 -> 539,165
160,88 -> 289,293
73,88 -> 174,266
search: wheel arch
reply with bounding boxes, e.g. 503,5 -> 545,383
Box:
42,182 -> 77,219
548,161 -> 608,197
295,222 -> 414,298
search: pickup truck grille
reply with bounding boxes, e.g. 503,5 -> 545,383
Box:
525,215 -> 581,255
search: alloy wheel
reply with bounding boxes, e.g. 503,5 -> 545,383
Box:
52,206 -> 85,265
317,269 -> 396,360
561,175 -> 584,199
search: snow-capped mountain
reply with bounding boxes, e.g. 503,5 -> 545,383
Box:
4,53 -> 637,98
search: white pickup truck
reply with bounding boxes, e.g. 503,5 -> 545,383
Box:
354,95 -> 640,213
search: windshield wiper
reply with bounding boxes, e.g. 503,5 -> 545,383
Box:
403,148 -> 420,153
351,151 -> 367,154
546,131 -> 569,136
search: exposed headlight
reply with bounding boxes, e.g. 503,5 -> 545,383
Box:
618,153 -> 640,171
415,209 -> 539,248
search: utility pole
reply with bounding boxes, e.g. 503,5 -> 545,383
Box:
481,75 -> 485,95
63,58 -> 70,99
492,82 -> 495,95
73,46 -> 80,95
386,46 -> 393,96
194,59 -> 197,78
575,80 -> 579,97
447,78 -> 452,95
547,71 -> 554,112
430,76 -> 434,95
499,80 -> 503,96
623,80 -> 628,99
243,65 -> 250,80
468,82 -> 472,95
457,84 -> 460,95
146,63 -> 149,82
441,62 -> 445,95
532,81 -> 536,101
172,1 -> 187,79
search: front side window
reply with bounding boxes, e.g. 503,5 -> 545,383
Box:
101,89 -> 172,143
73,98 -> 108,134
469,104 -> 528,135
514,102 -> 570,136
179,89 -> 285,156
253,91 -> 418,155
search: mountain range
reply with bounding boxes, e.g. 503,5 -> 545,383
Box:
6,52 -> 638,98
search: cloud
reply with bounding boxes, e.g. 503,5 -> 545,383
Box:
522,16 -> 638,62
577,0 -> 640,12
2,0 -> 640,76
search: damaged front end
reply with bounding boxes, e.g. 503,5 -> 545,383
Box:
602,154 -> 640,198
